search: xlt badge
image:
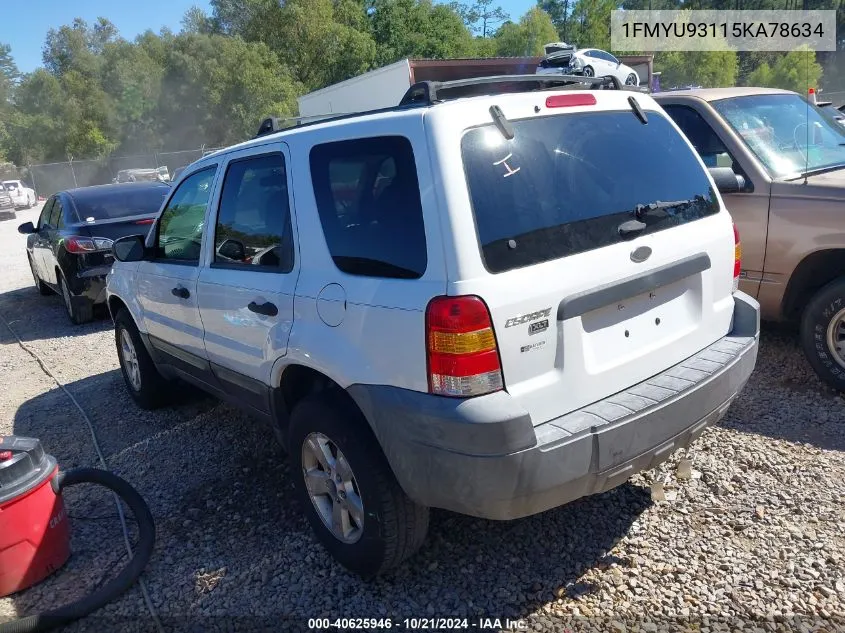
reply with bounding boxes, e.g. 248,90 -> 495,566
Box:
505,308 -> 551,328
528,319 -> 549,335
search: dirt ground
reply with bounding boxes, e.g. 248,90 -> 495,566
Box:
1,202 -> 843,633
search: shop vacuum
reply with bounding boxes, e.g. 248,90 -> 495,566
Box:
0,436 -> 155,633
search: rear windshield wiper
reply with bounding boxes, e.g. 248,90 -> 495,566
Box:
633,195 -> 706,220
618,196 -> 706,237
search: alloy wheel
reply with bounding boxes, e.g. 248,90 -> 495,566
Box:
120,329 -> 142,391
826,307 -> 845,370
301,432 -> 365,544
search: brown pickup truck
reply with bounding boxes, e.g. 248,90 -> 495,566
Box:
655,87 -> 845,390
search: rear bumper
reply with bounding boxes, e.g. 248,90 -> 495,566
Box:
67,266 -> 110,304
349,291 -> 760,520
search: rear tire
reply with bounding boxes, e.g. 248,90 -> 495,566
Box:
59,273 -> 93,324
114,308 -> 171,409
583,65 -> 594,77
289,393 -> 429,578
800,277 -> 845,391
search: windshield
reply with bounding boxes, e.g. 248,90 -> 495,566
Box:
712,94 -> 845,178
461,110 -> 719,274
72,187 -> 169,222
3,182 -> 19,190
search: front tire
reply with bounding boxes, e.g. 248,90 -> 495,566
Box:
800,278 -> 845,391
289,393 -> 429,578
29,257 -> 51,296
114,308 -> 171,409
59,273 -> 93,324
625,72 -> 638,86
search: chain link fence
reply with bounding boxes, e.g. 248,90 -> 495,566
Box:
27,147 -> 226,198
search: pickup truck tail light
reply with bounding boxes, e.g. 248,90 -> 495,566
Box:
426,295 -> 504,398
733,223 -> 741,292
64,236 -> 114,254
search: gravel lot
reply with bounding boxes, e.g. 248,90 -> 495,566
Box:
1,203 -> 844,632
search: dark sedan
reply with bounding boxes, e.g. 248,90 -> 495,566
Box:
18,182 -> 170,324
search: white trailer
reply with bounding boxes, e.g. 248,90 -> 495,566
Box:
297,60 -> 413,118
296,57 -> 551,118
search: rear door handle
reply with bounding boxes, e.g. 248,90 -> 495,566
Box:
171,286 -> 190,299
248,301 -> 278,317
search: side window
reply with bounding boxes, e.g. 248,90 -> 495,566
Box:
37,199 -> 55,230
663,105 -> 737,171
213,153 -> 294,273
310,136 -> 427,280
156,166 -> 217,262
50,198 -> 64,229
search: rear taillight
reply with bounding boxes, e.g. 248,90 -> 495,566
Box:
733,223 -> 741,292
426,295 -> 504,398
135,218 -> 155,225
64,236 -> 113,254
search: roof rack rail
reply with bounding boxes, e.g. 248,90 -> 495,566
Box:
398,73 -> 648,107
254,113 -> 342,138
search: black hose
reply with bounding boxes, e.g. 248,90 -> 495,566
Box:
0,468 -> 156,633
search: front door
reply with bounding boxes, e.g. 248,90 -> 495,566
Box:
196,145 -> 299,414
661,103 -> 770,298
136,165 -> 219,381
31,198 -> 55,281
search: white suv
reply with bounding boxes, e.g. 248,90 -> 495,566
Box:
106,75 -> 760,577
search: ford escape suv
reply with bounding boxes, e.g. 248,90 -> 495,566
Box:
106,75 -> 760,577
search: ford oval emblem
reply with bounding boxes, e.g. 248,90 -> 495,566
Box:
631,246 -> 652,263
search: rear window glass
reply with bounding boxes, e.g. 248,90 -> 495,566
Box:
73,187 -> 169,222
461,110 -> 719,274
310,136 -> 427,280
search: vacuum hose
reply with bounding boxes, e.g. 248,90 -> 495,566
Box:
0,468 -> 156,633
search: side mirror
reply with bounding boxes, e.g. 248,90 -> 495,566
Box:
18,221 -> 35,234
113,234 -> 147,262
216,238 -> 246,262
708,167 -> 746,194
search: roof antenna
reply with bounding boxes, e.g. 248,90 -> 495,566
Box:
804,52 -> 811,185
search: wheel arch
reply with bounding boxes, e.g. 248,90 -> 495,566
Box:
781,249 -> 845,322
271,362 -> 376,452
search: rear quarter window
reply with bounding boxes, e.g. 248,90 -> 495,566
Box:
310,136 -> 427,280
461,110 -> 720,273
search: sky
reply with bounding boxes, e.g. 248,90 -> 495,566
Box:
0,0 -> 213,73
0,0 -> 538,75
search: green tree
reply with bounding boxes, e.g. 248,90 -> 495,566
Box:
449,0 -> 510,37
657,50 -> 738,88
746,46 -> 822,93
536,0 -> 571,41
651,9 -> 738,89
370,0 -> 475,66
181,5 -> 215,34
494,8 -> 558,56
275,0 -> 376,91
566,0 -> 615,50
0,43 -> 20,163
100,40 -> 165,151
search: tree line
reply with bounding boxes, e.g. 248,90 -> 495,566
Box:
0,0 -> 840,168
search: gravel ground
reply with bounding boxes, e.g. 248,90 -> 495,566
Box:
1,204 -> 844,633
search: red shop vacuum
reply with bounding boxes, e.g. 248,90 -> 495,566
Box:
0,436 -> 155,633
